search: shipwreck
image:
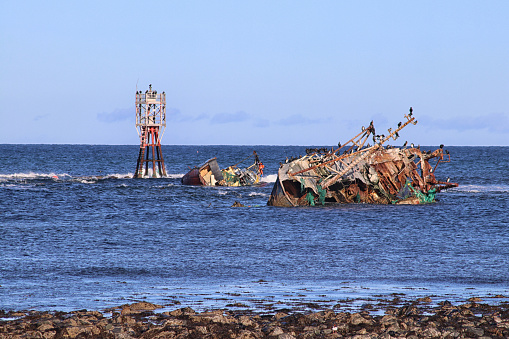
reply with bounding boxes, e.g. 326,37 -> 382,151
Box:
182,151 -> 263,187
267,108 -> 458,207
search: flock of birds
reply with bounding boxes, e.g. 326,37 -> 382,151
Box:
281,109 -> 450,166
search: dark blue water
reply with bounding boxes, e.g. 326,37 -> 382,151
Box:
1,145 -> 508,313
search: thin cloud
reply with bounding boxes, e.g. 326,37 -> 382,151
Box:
168,109 -> 251,124
275,114 -> 332,126
194,113 -> 210,121
211,111 -> 250,124
166,108 -> 206,123
97,108 -> 132,123
253,118 -> 270,128
420,113 -> 509,133
34,114 -> 49,121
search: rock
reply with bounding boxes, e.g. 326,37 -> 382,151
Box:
442,327 -> 461,338
65,325 -> 85,338
269,326 -> 284,336
163,318 -> 186,327
416,296 -> 432,303
385,323 -> 401,334
1,298 -> 508,339
464,326 -> 484,337
121,302 -> 162,315
380,314 -> 397,325
350,313 -> 373,326
42,331 -> 57,339
122,316 -> 137,325
195,325 -> 208,334
128,302 -> 161,310
439,300 -> 453,308
190,310 -> 234,324
274,312 -> 288,320
37,321 -> 54,332
399,305 -> 419,316
238,315 -> 254,327
182,307 -> 197,315
350,334 -> 373,339
421,327 -> 441,337
279,333 -> 296,339
152,331 -> 176,338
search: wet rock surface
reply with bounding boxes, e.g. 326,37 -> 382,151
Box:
1,299 -> 509,338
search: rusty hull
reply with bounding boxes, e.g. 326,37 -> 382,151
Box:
267,109 -> 458,207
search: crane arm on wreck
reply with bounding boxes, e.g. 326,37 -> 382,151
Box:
288,111 -> 417,186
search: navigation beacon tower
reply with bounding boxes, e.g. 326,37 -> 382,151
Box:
133,84 -> 167,178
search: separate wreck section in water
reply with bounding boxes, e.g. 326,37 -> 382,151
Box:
182,151 -> 263,187
268,108 -> 458,207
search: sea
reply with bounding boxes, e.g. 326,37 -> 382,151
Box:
1,145 -> 508,314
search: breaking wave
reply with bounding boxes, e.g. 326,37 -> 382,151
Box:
453,184 -> 509,193
261,174 -> 277,183
0,172 -> 133,182
0,172 -> 70,181
248,192 -> 269,197
166,173 -> 184,179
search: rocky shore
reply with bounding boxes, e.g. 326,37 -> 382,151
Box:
1,298 -> 509,338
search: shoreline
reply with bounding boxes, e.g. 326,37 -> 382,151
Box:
2,296 -> 509,338
4,279 -> 509,316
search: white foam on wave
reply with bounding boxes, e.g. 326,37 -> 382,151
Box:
166,173 -> 184,179
260,174 -> 277,183
0,182 -> 50,191
453,184 -> 509,193
0,172 -> 70,181
102,173 -> 132,179
248,192 -> 269,197
76,179 -> 97,184
0,172 -> 138,183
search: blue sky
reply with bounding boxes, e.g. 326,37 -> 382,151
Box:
1,1 -> 507,145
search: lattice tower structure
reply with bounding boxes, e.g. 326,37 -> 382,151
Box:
133,84 -> 167,178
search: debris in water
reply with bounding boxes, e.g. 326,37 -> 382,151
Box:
182,151 -> 263,187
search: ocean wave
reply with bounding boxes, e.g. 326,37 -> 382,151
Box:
260,174 -> 277,183
248,192 -> 269,197
452,184 -> 509,193
166,174 -> 184,179
101,173 -> 133,179
0,172 -> 69,181
0,172 -> 138,183
0,182 -> 50,191
74,179 -> 97,184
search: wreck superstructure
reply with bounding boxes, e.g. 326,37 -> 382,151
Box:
181,151 -> 262,187
268,108 -> 458,207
